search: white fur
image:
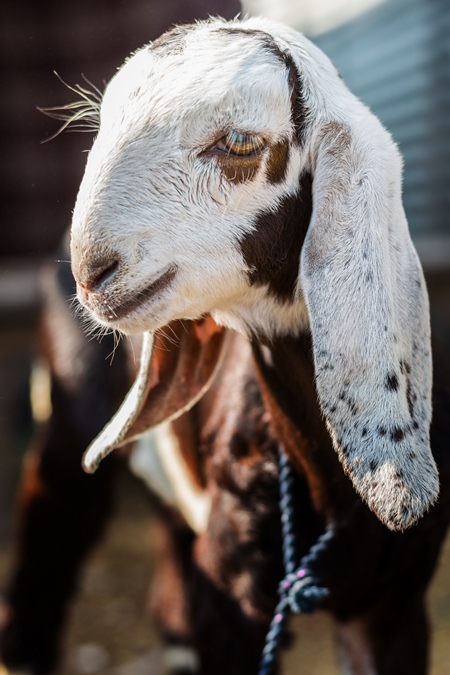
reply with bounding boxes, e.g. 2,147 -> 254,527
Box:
70,17 -> 436,531
130,423 -> 211,534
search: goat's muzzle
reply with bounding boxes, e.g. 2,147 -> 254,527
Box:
73,252 -> 120,295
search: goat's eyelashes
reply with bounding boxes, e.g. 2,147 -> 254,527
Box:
205,131 -> 265,158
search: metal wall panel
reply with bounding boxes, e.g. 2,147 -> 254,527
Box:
313,0 -> 450,262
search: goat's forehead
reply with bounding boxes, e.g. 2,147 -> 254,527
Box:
101,27 -> 291,133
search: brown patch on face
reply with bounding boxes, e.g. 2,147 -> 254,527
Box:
216,154 -> 262,184
239,171 -> 313,302
266,139 -> 290,184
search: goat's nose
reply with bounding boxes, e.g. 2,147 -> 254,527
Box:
75,255 -> 120,293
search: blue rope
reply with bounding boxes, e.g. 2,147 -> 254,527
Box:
257,447 -> 332,675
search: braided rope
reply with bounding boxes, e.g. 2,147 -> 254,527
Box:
257,447 -> 332,675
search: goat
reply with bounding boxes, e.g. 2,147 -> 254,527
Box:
71,15 -> 440,530
68,15 -> 450,672
2,15 -> 450,675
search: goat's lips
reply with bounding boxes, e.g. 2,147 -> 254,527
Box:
87,265 -> 177,322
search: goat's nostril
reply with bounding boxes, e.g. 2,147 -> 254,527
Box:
92,260 -> 119,290
91,259 -> 119,291
78,258 -> 120,293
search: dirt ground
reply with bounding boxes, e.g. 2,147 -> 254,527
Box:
1,469 -> 449,675
1,290 -> 450,675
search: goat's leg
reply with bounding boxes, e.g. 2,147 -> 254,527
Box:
190,562 -> 270,675
0,410 -> 117,675
337,592 -> 429,675
149,503 -> 200,675
188,488 -> 281,675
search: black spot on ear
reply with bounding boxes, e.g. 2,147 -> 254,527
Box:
388,508 -> 399,524
391,427 -> 405,442
385,373 -> 399,391
406,378 -> 417,419
239,172 -> 313,302
362,427 -> 367,437
369,460 -> 378,472
400,360 -> 411,375
348,399 -> 358,415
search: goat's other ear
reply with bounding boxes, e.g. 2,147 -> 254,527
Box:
299,118 -> 437,531
83,317 -> 226,472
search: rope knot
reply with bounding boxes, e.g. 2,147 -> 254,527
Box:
282,568 -> 330,614
258,447 -> 334,675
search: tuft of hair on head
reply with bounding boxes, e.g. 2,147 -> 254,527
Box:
38,71 -> 103,143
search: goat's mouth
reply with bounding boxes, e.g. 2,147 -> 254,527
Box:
85,264 -> 178,324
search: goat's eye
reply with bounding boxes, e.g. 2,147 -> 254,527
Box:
215,131 -> 265,157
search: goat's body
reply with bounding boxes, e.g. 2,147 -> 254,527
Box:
157,332 -> 450,675
177,330 -> 450,675
142,324 -> 450,675
1,262 -> 450,675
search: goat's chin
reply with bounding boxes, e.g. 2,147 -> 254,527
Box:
86,308 -> 160,336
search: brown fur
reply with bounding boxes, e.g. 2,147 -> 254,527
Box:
266,139 -> 290,185
219,156 -> 261,184
239,172 -> 312,302
2,257 -> 450,675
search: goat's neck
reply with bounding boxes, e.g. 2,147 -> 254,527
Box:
251,331 -> 356,519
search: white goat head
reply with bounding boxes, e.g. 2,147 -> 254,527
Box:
70,17 -> 437,531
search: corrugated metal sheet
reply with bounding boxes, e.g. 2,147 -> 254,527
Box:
313,0 -> 450,261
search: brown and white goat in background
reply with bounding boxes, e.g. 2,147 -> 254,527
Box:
2,16 -> 450,675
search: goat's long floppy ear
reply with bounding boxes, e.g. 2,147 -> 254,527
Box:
83,317 -> 226,473
299,118 -> 437,531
